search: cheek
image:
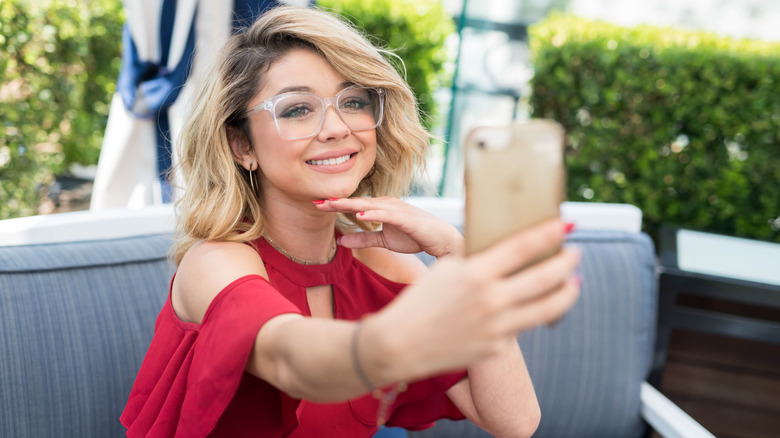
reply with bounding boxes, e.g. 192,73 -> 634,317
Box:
358,132 -> 378,163
252,130 -> 293,166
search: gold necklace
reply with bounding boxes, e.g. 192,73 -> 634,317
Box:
263,234 -> 337,265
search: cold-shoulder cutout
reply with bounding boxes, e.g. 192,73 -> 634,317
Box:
174,240 -> 269,324
351,246 -> 429,285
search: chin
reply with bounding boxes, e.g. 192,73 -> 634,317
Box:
325,173 -> 369,198
325,185 -> 362,199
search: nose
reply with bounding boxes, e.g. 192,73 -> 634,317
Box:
315,103 -> 351,142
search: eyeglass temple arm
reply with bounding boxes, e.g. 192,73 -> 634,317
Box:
246,99 -> 274,117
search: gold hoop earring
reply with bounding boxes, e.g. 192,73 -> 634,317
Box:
248,163 -> 257,194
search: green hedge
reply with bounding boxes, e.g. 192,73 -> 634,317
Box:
529,13 -> 780,243
319,0 -> 455,131
0,0 -> 123,219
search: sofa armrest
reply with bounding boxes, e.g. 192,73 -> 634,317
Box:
640,382 -> 714,438
406,197 -> 643,233
0,204 -> 175,246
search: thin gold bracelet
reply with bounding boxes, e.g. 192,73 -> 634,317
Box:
351,320 -> 408,425
351,321 -> 377,391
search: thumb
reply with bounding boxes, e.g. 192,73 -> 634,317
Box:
338,231 -> 386,249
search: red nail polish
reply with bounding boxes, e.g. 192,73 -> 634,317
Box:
563,222 -> 575,234
328,197 -> 340,201
312,199 -> 326,205
357,212 -> 365,216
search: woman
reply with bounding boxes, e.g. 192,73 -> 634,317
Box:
121,6 -> 581,438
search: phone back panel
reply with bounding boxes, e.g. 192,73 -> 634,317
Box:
464,119 -> 566,256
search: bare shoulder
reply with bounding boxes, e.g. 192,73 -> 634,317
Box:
352,246 -> 429,284
173,240 -> 268,324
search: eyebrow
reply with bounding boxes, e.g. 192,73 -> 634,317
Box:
273,81 -> 355,97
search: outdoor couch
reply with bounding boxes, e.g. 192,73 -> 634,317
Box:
0,199 -> 712,437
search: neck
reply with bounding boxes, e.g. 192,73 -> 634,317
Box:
260,192 -> 339,263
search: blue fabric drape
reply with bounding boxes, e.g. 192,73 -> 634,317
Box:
116,0 -> 197,201
232,0 -> 281,32
115,1 -> 305,202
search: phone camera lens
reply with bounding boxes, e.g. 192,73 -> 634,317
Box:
477,141 -> 486,149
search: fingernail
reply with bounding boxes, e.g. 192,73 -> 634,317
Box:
572,273 -> 582,287
328,197 -> 340,201
336,236 -> 342,246
312,199 -> 326,205
357,211 -> 365,216
563,222 -> 576,234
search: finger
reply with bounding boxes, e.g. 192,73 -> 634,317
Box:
468,218 -> 566,279
494,274 -> 581,334
338,231 -> 387,249
354,209 -> 408,227
313,197 -> 400,215
498,246 -> 582,305
311,199 -> 354,213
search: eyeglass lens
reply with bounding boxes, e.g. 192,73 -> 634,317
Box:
273,87 -> 382,139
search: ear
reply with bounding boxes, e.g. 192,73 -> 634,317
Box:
227,126 -> 254,169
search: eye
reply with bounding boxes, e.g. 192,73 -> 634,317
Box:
340,97 -> 369,111
278,103 -> 314,119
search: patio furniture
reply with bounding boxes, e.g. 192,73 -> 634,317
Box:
0,200 -> 711,437
649,226 -> 780,388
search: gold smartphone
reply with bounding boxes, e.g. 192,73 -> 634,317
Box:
464,119 -> 566,262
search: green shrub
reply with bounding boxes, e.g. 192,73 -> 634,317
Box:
0,0 -> 123,219
319,0 -> 456,131
529,13 -> 780,243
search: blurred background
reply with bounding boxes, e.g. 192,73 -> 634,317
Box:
1,1 -> 779,436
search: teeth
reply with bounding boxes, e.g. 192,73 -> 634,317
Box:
307,153 -> 352,166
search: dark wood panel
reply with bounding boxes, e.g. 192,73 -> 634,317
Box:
667,329 -> 780,376
671,398 -> 780,438
662,361 -> 780,413
676,294 -> 780,323
658,329 -> 780,438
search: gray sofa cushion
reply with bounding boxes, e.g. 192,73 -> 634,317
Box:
0,234 -> 173,438
412,230 -> 657,438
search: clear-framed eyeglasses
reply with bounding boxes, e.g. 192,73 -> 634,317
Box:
245,85 -> 386,140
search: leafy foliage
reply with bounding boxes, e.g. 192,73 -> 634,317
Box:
529,13 -> 780,243
0,0 -> 123,219
319,0 -> 455,130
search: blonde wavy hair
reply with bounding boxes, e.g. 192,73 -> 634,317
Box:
172,6 -> 430,265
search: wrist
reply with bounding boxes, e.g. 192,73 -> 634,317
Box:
438,228 -> 465,258
353,315 -> 411,425
354,315 -> 397,387
358,313 -> 415,386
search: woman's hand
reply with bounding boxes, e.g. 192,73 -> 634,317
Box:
313,197 -> 464,258
359,218 -> 581,383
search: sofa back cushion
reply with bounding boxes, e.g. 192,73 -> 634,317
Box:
0,227 -> 657,438
0,233 -> 172,437
411,230 -> 657,438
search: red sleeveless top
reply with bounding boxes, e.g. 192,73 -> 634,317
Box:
120,237 -> 467,437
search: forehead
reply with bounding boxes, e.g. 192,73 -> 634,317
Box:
259,48 -> 348,99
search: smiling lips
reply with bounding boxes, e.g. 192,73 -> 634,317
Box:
306,153 -> 355,166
